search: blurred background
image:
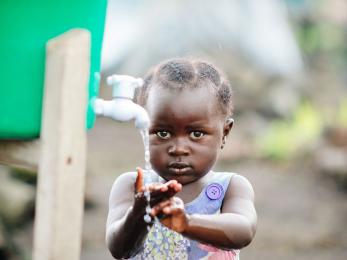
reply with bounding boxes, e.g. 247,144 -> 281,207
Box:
1,0 -> 346,259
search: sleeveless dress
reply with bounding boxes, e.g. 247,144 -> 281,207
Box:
131,171 -> 240,260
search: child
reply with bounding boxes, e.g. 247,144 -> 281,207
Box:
106,58 -> 257,259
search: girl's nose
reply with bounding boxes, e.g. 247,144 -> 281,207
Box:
168,138 -> 190,156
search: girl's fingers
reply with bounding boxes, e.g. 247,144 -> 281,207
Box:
152,197 -> 184,216
142,180 -> 182,194
173,182 -> 182,192
147,183 -> 168,192
164,205 -> 184,215
163,206 -> 171,214
151,199 -> 171,216
135,168 -> 182,195
136,178 -> 182,206
167,180 -> 182,192
148,182 -> 179,201
173,196 -> 184,208
149,192 -> 172,207
135,167 -> 144,193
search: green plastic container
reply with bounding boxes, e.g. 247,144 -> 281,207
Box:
0,0 -> 107,139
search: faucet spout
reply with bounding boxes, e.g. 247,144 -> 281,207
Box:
93,98 -> 150,129
93,74 -> 150,129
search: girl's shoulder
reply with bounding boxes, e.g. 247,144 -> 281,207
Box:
110,171 -> 137,196
210,171 -> 254,198
116,171 -> 137,182
220,172 -> 255,203
211,171 -> 252,186
209,171 -> 237,185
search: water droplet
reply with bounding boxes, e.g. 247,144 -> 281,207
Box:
144,214 -> 152,223
144,190 -> 150,198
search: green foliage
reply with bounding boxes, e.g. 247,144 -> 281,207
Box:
258,102 -> 323,160
296,20 -> 347,69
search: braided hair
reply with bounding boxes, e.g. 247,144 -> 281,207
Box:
136,58 -> 233,117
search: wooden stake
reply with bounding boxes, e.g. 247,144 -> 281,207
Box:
32,29 -> 90,260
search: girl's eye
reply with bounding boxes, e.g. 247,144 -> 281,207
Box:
190,131 -> 204,139
156,131 -> 171,139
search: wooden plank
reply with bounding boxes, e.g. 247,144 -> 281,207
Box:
32,29 -> 90,260
0,140 -> 40,172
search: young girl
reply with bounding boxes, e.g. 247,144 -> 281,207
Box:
106,58 -> 257,259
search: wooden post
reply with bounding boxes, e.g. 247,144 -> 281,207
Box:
32,29 -> 90,260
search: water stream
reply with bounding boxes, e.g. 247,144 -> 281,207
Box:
140,129 -> 154,229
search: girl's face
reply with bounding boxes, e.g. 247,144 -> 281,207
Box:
146,86 -> 230,185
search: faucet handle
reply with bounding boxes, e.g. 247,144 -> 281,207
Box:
107,74 -> 144,99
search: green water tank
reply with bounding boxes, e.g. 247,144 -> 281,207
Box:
0,0 -> 107,139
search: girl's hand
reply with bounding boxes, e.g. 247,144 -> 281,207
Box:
151,196 -> 189,233
133,167 -> 182,216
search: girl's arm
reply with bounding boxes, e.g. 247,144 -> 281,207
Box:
153,174 -> 257,250
106,169 -> 182,259
106,172 -> 147,259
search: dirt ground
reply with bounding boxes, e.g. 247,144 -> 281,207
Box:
76,118 -> 347,260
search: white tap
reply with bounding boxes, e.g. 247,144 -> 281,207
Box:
93,75 -> 150,129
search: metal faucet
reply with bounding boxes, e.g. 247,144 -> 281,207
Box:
93,75 -> 150,129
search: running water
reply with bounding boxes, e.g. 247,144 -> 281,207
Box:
140,129 -> 153,229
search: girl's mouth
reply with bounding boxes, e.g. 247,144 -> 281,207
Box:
168,162 -> 192,174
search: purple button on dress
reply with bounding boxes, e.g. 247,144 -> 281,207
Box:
205,183 -> 224,200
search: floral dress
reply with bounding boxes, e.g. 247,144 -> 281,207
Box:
131,171 -> 240,260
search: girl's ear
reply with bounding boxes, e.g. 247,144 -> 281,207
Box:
221,118 -> 234,149
223,117 -> 234,138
